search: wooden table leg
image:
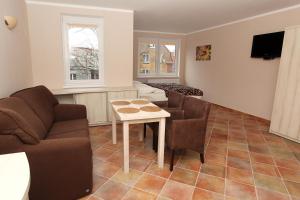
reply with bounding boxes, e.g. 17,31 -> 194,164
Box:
157,118 -> 166,168
123,122 -> 129,173
139,125 -> 144,142
112,110 -> 117,144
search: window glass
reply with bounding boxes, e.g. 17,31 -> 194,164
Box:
68,26 -> 99,80
138,38 -> 179,77
159,41 -> 177,74
63,16 -> 103,87
138,41 -> 156,75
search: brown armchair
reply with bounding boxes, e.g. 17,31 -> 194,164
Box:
152,90 -> 185,109
167,97 -> 211,171
144,91 -> 185,151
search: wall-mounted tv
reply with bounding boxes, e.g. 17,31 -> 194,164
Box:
251,31 -> 285,60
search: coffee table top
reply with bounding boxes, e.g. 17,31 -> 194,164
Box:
111,99 -> 170,121
0,152 -> 30,200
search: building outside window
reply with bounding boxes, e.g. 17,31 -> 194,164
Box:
138,38 -> 179,77
62,15 -> 104,87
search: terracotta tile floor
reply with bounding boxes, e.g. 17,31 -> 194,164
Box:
81,104 -> 300,200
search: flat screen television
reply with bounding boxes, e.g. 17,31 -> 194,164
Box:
251,31 -> 284,60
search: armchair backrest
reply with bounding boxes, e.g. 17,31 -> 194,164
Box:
182,97 -> 211,121
168,91 -> 185,109
167,97 -> 211,153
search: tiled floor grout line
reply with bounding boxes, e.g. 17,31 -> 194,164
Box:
102,128 -> 297,175
256,118 -> 298,199
173,164 -> 200,173
88,107 -> 300,200
259,128 -> 293,200
191,108 -> 216,200
245,117 -> 259,200
119,166 -> 153,200
156,154 -> 176,200
92,129 -> 166,199
93,131 -> 206,199
223,109 -> 229,200
132,129 -> 173,199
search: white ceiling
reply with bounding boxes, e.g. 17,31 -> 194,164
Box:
28,0 -> 300,33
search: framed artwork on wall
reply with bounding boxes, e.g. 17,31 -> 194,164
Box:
196,45 -> 211,61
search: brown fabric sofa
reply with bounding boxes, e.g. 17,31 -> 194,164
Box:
0,86 -> 92,200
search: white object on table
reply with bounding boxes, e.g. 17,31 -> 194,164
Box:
0,152 -> 30,200
111,99 -> 170,173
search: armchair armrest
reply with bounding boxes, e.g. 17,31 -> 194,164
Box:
165,108 -> 184,120
21,138 -> 92,199
169,118 -> 207,151
153,101 -> 168,108
54,104 -> 87,122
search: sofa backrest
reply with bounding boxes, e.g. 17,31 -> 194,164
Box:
11,86 -> 58,131
0,97 -> 46,144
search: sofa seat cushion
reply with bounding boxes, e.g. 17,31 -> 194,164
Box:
48,119 -> 89,136
47,129 -> 89,139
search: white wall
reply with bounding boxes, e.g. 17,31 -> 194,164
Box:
0,0 -> 32,98
26,2 -> 134,89
185,7 -> 300,120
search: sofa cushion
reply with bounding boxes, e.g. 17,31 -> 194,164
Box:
48,119 -> 89,137
47,130 -> 89,139
0,97 -> 44,144
11,86 -> 59,132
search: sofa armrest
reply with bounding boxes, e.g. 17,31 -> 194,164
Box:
21,138 -> 92,199
54,104 -> 87,122
169,118 -> 207,151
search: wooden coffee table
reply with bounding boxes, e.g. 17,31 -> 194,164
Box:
110,99 -> 170,173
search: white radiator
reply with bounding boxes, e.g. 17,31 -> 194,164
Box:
270,26 -> 300,143
147,78 -> 180,84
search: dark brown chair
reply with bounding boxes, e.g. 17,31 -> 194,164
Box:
167,97 -> 211,171
144,91 -> 185,151
153,90 -> 185,110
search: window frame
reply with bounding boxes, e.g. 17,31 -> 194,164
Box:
137,37 -> 180,78
62,15 -> 104,88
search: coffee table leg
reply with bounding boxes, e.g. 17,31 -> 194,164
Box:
123,122 -> 129,173
158,118 -> 166,168
112,110 -> 117,144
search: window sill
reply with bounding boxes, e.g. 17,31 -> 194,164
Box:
63,84 -> 104,89
137,76 -> 180,79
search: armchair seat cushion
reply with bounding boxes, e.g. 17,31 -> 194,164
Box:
48,119 -> 88,136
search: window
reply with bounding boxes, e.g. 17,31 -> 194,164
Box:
138,38 -> 179,77
62,16 -> 104,87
